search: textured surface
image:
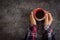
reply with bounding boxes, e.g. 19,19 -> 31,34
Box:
0,0 -> 60,40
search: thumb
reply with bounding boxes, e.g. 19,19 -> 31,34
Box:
44,13 -> 48,26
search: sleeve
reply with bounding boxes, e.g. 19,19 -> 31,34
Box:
42,25 -> 56,40
26,25 -> 37,40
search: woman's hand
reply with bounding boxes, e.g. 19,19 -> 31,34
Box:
30,9 -> 53,27
44,11 -> 53,26
30,11 -> 36,26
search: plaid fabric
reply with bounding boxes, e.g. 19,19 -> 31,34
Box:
26,25 -> 37,40
26,25 -> 56,40
42,25 -> 56,40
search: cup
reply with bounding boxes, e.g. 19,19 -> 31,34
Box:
33,8 -> 46,21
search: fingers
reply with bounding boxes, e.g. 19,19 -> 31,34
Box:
44,10 -> 53,26
30,12 -> 36,26
48,13 -> 53,25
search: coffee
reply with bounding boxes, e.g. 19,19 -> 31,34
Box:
36,10 -> 45,19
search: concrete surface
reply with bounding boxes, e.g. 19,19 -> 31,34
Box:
0,0 -> 60,40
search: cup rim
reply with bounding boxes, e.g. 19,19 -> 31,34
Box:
33,8 -> 46,21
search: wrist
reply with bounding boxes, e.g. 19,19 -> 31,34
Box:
44,25 -> 50,30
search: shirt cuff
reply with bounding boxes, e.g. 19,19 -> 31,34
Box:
29,25 -> 37,32
44,25 -> 50,30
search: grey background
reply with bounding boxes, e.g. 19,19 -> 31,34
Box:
0,0 -> 60,40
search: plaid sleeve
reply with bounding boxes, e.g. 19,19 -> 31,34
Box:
26,25 -> 37,40
42,25 -> 56,40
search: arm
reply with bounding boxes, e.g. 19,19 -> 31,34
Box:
43,11 -> 56,40
26,25 -> 37,40
43,25 -> 56,40
26,12 -> 37,40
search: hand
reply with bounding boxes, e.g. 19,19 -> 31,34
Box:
30,11 -> 36,26
44,11 -> 53,26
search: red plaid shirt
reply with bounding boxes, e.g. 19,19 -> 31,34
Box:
26,25 -> 56,40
